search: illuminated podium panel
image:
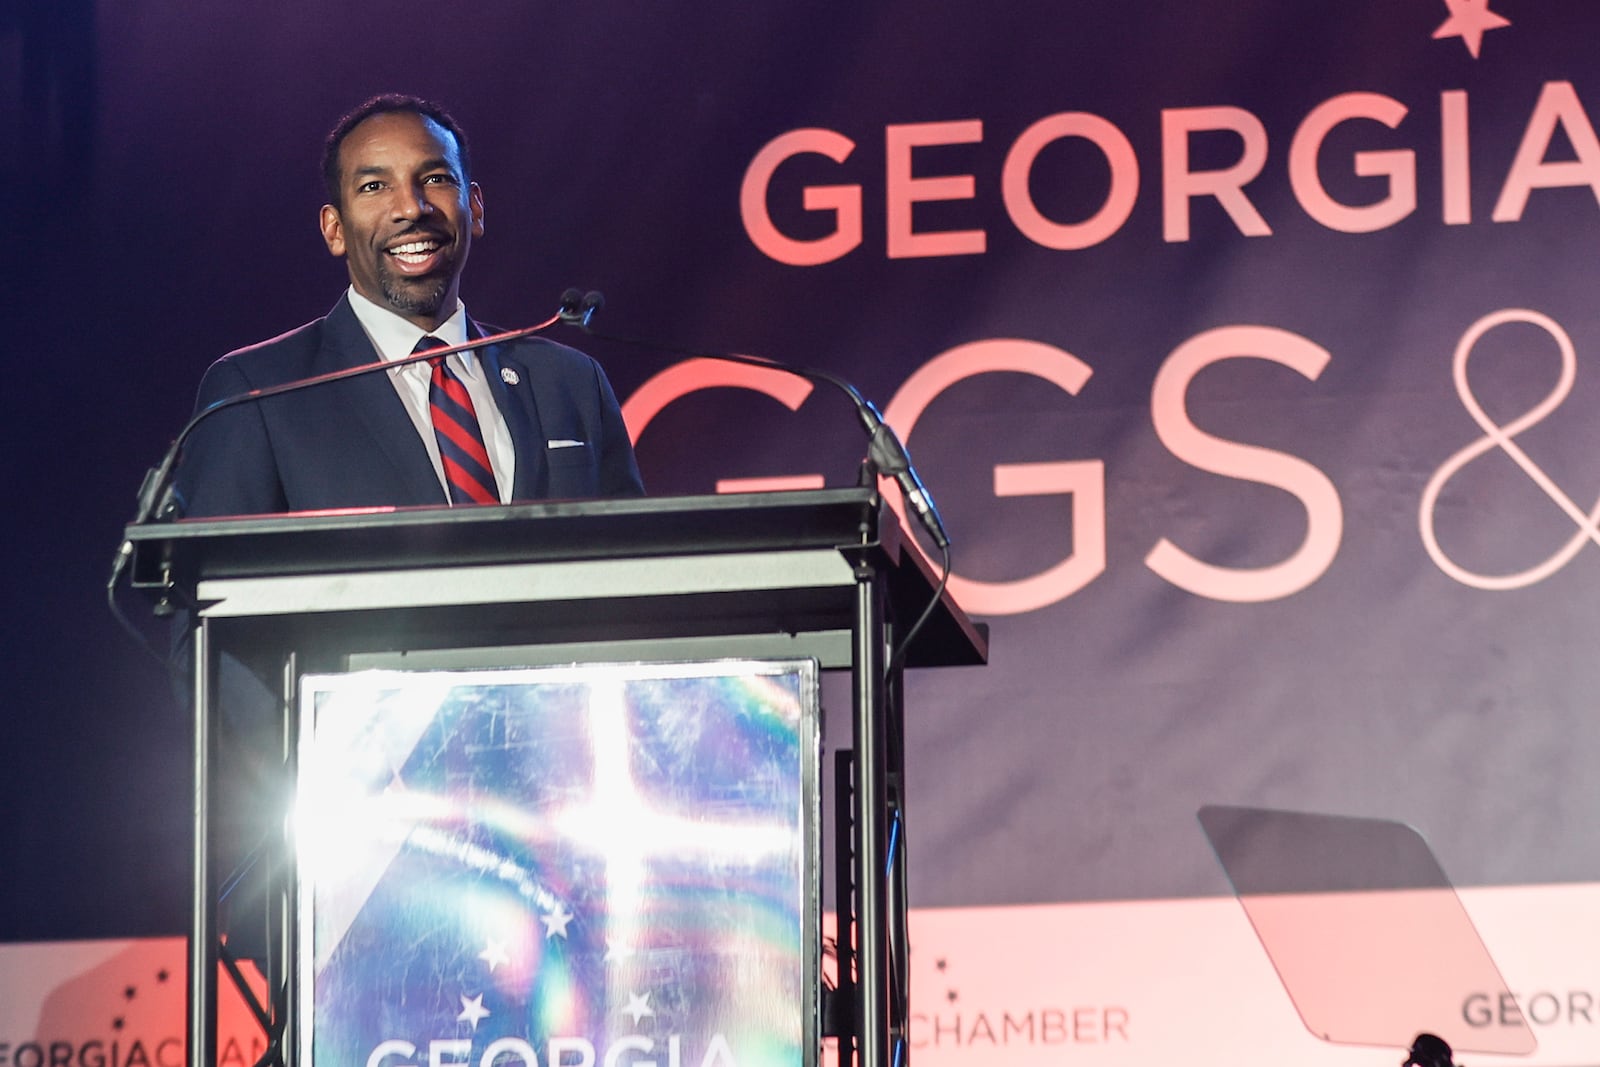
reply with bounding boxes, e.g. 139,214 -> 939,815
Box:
297,661 -> 818,1067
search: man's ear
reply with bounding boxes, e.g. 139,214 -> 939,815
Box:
469,182 -> 485,238
320,203 -> 346,256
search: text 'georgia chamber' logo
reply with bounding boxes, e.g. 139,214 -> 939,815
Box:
908,949 -> 1131,1052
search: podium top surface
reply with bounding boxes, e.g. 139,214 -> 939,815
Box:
126,488 -> 987,668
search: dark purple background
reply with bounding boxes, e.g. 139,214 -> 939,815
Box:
5,0 -> 1599,943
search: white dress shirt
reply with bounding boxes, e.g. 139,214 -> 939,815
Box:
345,286 -> 516,504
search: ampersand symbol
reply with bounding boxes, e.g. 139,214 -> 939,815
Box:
1419,308 -> 1598,590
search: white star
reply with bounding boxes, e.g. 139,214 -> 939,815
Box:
603,937 -> 635,962
622,991 -> 655,1024
457,993 -> 491,1029
478,938 -> 511,972
541,904 -> 574,939
1432,0 -> 1511,59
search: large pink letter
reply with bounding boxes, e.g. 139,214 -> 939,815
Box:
1441,90 -> 1472,225
1288,92 -> 1416,233
740,129 -> 862,265
1146,326 -> 1342,602
1001,112 -> 1140,250
886,120 -> 987,259
620,358 -> 822,490
1161,106 -> 1272,242
883,339 -> 1101,615
1493,81 -> 1600,221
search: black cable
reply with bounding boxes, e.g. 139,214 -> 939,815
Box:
887,541 -> 953,675
106,569 -> 169,667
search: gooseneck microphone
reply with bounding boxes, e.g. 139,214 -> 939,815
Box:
557,289 -> 952,551
108,293 -> 573,596
559,288 -> 606,329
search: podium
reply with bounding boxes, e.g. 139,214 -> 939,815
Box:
125,488 -> 986,1067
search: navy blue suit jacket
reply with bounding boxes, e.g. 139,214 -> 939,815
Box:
173,295 -> 643,518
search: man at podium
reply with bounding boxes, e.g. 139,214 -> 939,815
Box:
164,93 -> 645,967
171,92 -> 643,519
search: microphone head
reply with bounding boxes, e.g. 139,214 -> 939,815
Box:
580,290 -> 605,328
558,288 -> 585,321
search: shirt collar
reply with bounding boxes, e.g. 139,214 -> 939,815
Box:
345,286 -> 475,375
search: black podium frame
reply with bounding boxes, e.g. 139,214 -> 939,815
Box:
126,488 -> 986,1067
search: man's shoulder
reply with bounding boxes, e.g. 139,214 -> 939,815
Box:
225,317 -> 326,360
189,301 -> 355,409
204,299 -> 357,393
224,299 -> 352,365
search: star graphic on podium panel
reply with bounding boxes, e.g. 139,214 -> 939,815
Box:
478,938 -> 511,972
623,992 -> 655,1025
458,993 -> 491,1029
1432,0 -> 1511,59
541,904 -> 574,940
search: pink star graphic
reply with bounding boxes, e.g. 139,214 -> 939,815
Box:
1432,0 -> 1511,59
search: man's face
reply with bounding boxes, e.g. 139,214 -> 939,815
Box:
319,111 -> 485,330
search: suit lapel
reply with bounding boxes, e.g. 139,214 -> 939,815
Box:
476,321 -> 548,501
322,297 -> 447,506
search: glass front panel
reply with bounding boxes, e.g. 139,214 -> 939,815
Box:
295,659 -> 820,1067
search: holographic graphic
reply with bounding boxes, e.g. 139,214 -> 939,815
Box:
294,661 -> 819,1067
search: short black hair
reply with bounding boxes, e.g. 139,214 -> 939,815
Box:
321,94 -> 472,206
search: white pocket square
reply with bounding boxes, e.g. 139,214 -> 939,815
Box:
547,439 -> 586,449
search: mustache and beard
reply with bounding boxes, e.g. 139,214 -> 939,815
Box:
377,229 -> 458,318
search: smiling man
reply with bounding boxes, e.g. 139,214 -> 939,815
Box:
166,96 -> 644,970
172,93 -> 642,518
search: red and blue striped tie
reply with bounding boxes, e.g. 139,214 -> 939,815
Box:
418,336 -> 498,505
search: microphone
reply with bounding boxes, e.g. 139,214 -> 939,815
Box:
108,292 -> 575,598
559,288 -> 605,329
563,291 -> 951,550
579,291 -> 604,327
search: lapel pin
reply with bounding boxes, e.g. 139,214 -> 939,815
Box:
501,367 -> 521,386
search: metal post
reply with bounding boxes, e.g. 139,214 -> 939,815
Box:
831,749 -> 857,1051
190,623 -> 218,1067
885,665 -> 908,1065
852,567 -> 889,1067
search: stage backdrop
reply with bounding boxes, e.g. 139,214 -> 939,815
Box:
5,1 -> 1600,1065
